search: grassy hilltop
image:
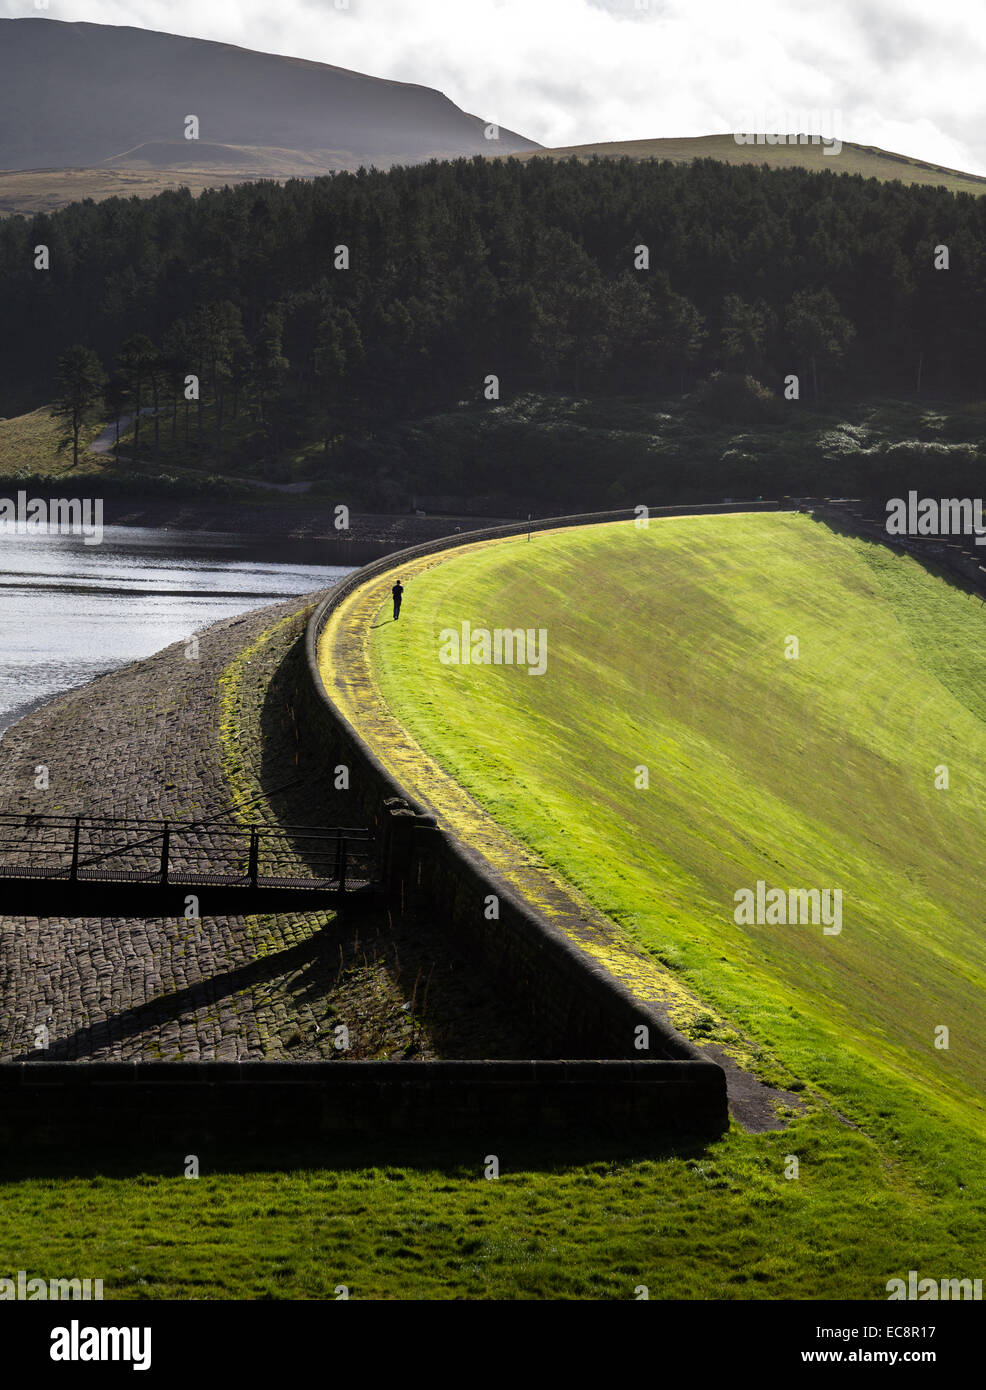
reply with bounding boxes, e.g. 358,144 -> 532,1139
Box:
510,133 -> 986,197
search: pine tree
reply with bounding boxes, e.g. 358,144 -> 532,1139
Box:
53,345 -> 106,468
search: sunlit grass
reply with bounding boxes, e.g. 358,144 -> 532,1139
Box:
6,512 -> 986,1299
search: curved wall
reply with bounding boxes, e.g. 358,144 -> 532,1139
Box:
300,503 -> 781,1087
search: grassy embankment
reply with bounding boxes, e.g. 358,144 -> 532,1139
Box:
0,405 -> 237,491
369,516 -> 986,1130
351,512 -> 986,1288
0,406 -> 106,478
2,502 -> 985,1300
0,403 -> 370,503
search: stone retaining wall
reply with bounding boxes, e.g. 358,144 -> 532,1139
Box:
299,504 -> 792,1125
0,1059 -> 726,1148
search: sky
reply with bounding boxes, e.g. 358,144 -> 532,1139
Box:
5,0 -> 986,175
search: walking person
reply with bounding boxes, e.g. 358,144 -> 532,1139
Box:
392,578 -> 404,621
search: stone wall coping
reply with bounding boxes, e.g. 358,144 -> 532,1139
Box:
0,1059 -> 724,1085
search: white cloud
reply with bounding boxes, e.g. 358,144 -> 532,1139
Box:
5,0 -> 986,173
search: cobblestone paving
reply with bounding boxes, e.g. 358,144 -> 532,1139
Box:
0,595 -> 542,1062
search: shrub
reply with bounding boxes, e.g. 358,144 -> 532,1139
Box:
688,372 -> 778,424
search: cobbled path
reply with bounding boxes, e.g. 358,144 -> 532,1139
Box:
0,595 -> 540,1062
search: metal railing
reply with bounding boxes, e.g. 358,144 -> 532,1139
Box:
0,813 -> 375,894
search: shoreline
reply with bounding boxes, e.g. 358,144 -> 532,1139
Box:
0,688 -> 74,743
102,497 -> 518,545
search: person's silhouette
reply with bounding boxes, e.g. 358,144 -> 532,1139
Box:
392,579 -> 404,621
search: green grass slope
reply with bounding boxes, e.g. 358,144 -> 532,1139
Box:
6,512 -> 986,1300
508,134 -> 986,196
370,514 -> 986,1228
0,406 -> 106,476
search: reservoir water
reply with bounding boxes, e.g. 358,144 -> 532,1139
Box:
0,524 -> 352,738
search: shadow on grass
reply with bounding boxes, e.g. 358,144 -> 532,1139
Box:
819,513 -> 986,603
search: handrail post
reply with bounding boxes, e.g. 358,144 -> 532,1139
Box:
69,817 -> 81,883
160,821 -> 170,885
248,826 -> 260,889
334,830 -> 343,883
339,838 -> 347,895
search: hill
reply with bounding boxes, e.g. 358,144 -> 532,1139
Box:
0,18 -> 539,214
309,509 -> 986,1291
362,514 -> 986,1143
0,167 -> 318,218
510,133 -> 986,196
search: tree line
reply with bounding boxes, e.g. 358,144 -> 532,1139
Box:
3,154 -> 984,471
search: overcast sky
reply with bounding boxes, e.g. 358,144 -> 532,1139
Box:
5,0 -> 985,175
